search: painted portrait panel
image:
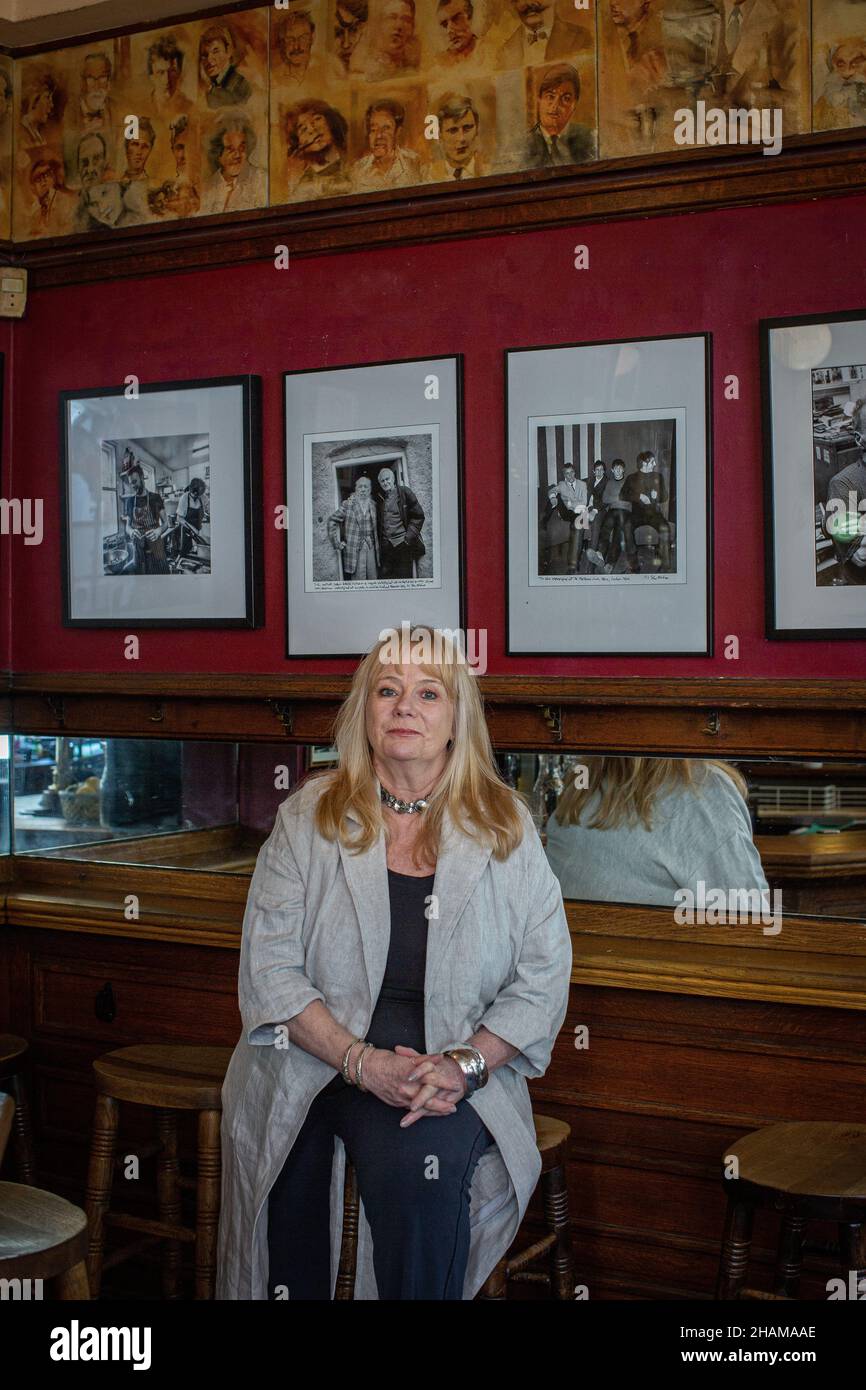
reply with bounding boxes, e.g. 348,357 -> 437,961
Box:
347,82 -> 429,191
599,0 -> 810,160
193,8 -> 269,217
497,50 -> 596,171
814,0 -> 866,130
423,77 -> 497,180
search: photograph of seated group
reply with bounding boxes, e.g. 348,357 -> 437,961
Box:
2,0 -> 865,242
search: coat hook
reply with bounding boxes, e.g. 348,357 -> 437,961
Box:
267,699 -> 295,736
704,710 -> 721,735
149,702 -> 166,723
44,694 -> 65,728
540,705 -> 562,742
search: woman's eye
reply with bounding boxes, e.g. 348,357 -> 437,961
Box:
420,689 -> 438,699
379,686 -> 397,697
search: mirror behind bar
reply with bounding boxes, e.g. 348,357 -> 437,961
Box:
505,752 -> 866,923
7,735 -> 866,922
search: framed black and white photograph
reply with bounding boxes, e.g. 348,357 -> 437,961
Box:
60,376 -> 262,628
506,335 -> 712,655
284,356 -> 465,658
762,309 -> 866,639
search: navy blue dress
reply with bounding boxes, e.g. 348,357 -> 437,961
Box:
267,868 -> 495,1299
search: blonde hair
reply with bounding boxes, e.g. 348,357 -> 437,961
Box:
313,625 -> 526,867
553,756 -> 748,832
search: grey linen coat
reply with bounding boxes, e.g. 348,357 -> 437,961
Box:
216,773 -> 572,1300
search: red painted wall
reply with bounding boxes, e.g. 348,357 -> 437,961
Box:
9,191 -> 866,677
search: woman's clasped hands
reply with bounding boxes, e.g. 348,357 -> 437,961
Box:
361,1044 -> 467,1128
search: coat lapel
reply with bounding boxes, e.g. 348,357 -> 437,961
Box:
337,793 -> 493,1007
337,817 -> 391,1009
425,807 -> 493,1001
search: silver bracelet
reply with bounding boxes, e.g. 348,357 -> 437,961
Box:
355,1041 -> 376,1091
441,1044 -> 489,1097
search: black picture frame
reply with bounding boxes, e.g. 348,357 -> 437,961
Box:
59,374 -> 263,629
282,354 -> 466,660
761,308 -> 866,641
504,332 -> 713,658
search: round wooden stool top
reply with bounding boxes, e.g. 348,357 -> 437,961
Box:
0,1035 -> 28,1074
533,1114 -> 571,1172
93,1045 -> 233,1111
0,1180 -> 87,1281
727,1122 -> 866,1201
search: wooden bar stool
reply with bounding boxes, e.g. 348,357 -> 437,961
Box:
84,1045 -> 232,1300
0,1034 -> 37,1185
715,1121 -> 866,1300
0,1180 -> 90,1298
335,1112 -> 574,1300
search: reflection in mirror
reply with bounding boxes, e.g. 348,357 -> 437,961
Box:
11,735 -> 308,873
0,734 -> 10,856
493,752 -> 866,922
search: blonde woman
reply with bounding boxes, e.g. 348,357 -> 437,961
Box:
544,757 -> 768,904
217,626 -> 572,1300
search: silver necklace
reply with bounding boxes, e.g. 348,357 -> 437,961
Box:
380,784 -> 429,814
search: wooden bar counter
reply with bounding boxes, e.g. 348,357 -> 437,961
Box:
2,859 -> 864,1302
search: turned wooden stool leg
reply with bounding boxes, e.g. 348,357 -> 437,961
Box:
774,1207 -> 807,1298
195,1108 -> 221,1299
838,1222 -> 866,1299
85,1092 -> 119,1298
335,1160 -> 360,1301
476,1257 -> 507,1300
542,1159 -> 574,1300
56,1261 -> 91,1300
156,1108 -> 183,1300
9,1071 -> 36,1185
716,1194 -> 755,1299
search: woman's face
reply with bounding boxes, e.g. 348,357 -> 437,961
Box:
366,662 -> 454,771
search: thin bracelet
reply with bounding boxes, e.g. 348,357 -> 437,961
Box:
341,1038 -> 364,1085
356,1042 -> 376,1091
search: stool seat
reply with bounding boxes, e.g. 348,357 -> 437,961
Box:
86,1045 -> 231,1299
716,1120 -> 866,1300
534,1115 -> 570,1169
0,1034 -> 28,1071
0,1180 -> 88,1286
93,1045 -> 232,1110
729,1122 -> 866,1201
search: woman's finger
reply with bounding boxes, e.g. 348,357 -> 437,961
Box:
408,1081 -> 439,1112
400,1098 -> 457,1127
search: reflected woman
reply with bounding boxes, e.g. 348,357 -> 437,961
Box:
544,757 -> 769,905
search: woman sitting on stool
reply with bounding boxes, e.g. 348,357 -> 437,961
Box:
217,625 -> 572,1300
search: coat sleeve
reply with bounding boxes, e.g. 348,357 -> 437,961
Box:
476,829 -> 573,1079
238,804 -> 326,1046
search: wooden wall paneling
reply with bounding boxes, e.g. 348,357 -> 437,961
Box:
524,985 -> 866,1300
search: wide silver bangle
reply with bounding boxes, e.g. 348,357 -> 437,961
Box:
441,1044 -> 489,1097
